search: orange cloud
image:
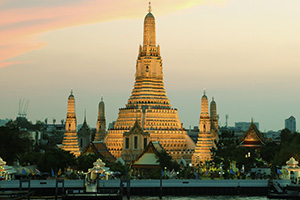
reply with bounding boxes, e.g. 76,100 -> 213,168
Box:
0,0 -> 224,68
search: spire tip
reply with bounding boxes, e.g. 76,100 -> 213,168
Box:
148,2 -> 152,13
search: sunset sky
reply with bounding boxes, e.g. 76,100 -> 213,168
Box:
1,0 -> 299,132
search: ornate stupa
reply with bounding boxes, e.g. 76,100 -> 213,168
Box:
94,96 -> 106,141
61,89 -> 81,157
105,2 -> 195,161
192,90 -> 219,165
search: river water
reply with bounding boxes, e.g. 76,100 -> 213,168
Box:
131,196 -> 270,200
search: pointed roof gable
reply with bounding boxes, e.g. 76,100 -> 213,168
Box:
239,122 -> 266,148
131,141 -> 163,168
123,120 -> 150,137
82,141 -> 116,163
78,120 -> 91,137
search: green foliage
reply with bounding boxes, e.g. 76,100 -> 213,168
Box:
273,129 -> 300,166
0,126 -> 33,164
5,118 -> 45,131
211,130 -> 237,170
260,141 -> 280,164
178,166 -> 195,179
76,154 -> 102,172
147,168 -> 160,179
156,150 -> 179,171
19,151 -> 44,166
37,148 -> 76,173
106,161 -> 127,175
43,130 -> 64,148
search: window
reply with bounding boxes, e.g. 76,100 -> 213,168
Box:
134,136 -> 138,149
125,138 -> 129,149
144,138 -> 147,149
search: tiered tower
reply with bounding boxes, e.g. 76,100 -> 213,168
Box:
105,3 -> 195,161
95,97 -> 106,141
61,89 -> 81,157
192,91 -> 219,165
210,97 -> 219,140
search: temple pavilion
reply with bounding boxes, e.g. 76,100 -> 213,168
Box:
239,121 -> 266,148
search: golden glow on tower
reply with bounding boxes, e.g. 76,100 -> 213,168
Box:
192,90 -> 219,165
61,89 -> 80,157
105,3 -> 195,161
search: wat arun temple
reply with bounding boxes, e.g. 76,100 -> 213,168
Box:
62,3 -> 219,165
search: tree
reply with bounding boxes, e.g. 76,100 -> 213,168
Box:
274,129 -> 300,166
260,141 -> 280,165
37,148 -> 76,173
0,126 -> 33,164
211,130 -> 237,170
106,161 -> 127,176
19,151 -> 44,166
156,150 -> 179,171
76,154 -> 102,172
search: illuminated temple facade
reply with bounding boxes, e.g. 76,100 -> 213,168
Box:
61,90 -> 81,157
192,91 -> 219,165
105,4 -> 195,161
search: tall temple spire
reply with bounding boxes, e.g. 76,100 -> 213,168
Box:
143,2 -> 156,47
210,97 -> 218,131
95,96 -> 106,141
192,90 -> 216,165
200,90 -> 209,121
105,3 -> 195,160
61,90 -> 80,157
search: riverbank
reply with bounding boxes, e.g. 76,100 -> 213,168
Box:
0,179 -> 291,198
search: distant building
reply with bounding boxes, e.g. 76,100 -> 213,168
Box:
45,123 -> 65,132
219,126 -> 244,139
187,126 -> 199,144
263,130 -> 281,144
235,122 -> 259,132
285,116 -> 296,133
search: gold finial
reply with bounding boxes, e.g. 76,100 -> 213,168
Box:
212,96 -> 214,101
203,89 -> 206,95
148,2 -> 152,13
101,95 -> 103,102
71,88 -> 73,95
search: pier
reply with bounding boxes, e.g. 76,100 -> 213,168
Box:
1,179 -> 290,198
